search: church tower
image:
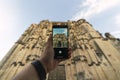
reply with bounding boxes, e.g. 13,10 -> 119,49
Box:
0,19 -> 120,80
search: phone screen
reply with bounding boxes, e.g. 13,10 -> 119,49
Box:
53,25 -> 68,59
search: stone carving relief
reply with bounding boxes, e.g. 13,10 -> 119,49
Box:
10,20 -> 103,68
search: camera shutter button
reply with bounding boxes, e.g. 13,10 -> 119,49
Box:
59,50 -> 62,54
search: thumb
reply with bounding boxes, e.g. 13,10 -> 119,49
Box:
47,34 -> 52,47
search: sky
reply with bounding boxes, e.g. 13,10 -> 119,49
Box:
0,0 -> 120,61
53,28 -> 67,36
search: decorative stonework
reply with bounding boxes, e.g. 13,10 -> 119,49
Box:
0,19 -> 120,80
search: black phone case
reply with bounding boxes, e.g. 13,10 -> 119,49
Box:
52,25 -> 69,59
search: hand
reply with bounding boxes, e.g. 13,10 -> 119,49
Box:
39,35 -> 72,73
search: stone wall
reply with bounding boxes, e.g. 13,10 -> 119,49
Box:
0,19 -> 120,80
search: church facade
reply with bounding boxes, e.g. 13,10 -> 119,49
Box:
0,19 -> 120,80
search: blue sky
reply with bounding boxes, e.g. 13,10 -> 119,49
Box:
0,0 -> 120,60
53,28 -> 67,36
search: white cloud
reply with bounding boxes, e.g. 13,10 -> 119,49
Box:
0,1 -> 20,60
111,31 -> 120,38
110,14 -> 120,38
72,0 -> 120,20
114,14 -> 120,26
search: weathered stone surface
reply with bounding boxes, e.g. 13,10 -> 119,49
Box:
0,19 -> 120,80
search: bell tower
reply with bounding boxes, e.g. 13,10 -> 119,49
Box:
0,19 -> 120,80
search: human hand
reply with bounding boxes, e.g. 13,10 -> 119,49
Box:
39,34 -> 72,73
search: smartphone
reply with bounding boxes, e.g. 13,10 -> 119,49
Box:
52,25 -> 68,59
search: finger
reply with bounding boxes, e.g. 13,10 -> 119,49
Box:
46,34 -> 52,47
57,59 -> 63,63
68,48 -> 72,59
68,48 -> 72,54
68,51 -> 72,56
68,48 -> 72,52
68,50 -> 72,54
54,59 -> 63,64
68,52 -> 71,59
68,55 -> 71,59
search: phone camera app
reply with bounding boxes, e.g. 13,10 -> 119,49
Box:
53,28 -> 68,48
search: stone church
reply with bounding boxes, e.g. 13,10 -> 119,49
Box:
0,19 -> 120,80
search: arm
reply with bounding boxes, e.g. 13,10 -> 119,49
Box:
12,63 -> 40,80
